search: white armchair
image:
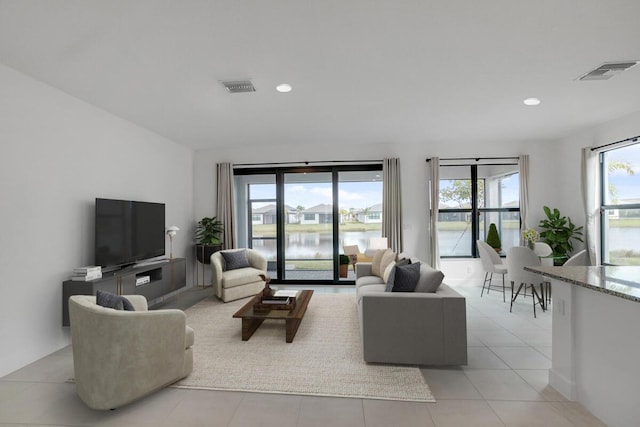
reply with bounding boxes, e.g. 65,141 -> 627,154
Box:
211,248 -> 267,302
68,295 -> 194,410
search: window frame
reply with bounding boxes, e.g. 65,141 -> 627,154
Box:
438,163 -> 520,258
599,144 -> 640,265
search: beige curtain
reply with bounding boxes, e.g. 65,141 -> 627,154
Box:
428,157 -> 440,268
382,158 -> 403,253
216,163 -> 236,249
518,155 -> 530,245
581,148 -> 599,265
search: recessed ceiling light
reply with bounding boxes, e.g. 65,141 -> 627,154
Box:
276,83 -> 292,93
523,97 -> 541,106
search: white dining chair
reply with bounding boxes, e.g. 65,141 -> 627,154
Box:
533,242 -> 553,266
477,240 -> 508,301
564,249 -> 589,266
506,246 -> 546,318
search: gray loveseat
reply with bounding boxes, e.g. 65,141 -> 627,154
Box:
355,252 -> 467,366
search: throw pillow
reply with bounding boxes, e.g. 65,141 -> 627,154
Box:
414,264 -> 445,293
378,250 -> 397,279
96,290 -> 135,311
391,262 -> 421,292
221,249 -> 251,270
371,249 -> 386,277
396,257 -> 411,267
385,265 -> 396,292
382,261 -> 396,284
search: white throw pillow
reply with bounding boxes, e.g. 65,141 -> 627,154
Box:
371,249 -> 386,277
379,250 -> 397,279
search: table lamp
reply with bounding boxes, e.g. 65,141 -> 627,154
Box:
166,225 -> 179,259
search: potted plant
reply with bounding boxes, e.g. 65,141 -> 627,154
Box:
538,206 -> 583,265
486,223 -> 501,253
339,254 -> 350,278
195,216 -> 224,264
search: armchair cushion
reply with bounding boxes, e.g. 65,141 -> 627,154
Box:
221,249 -> 251,270
96,290 -> 135,311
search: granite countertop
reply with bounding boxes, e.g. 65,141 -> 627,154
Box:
524,266 -> 640,303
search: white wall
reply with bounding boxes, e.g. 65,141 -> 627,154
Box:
0,64 -> 195,377
194,139 -> 559,268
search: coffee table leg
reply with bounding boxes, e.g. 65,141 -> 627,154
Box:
286,318 -> 303,343
242,318 -> 264,341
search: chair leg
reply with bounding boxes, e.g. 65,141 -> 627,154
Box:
501,274 -> 506,302
510,281 -> 524,313
481,272 -> 491,297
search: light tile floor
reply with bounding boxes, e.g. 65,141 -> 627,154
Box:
0,279 -> 607,426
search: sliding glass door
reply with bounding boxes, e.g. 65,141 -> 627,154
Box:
234,164 -> 382,283
282,171 -> 334,280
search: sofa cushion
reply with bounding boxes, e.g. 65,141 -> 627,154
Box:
356,283 -> 387,303
96,290 -> 135,311
371,249 -> 386,277
391,262 -> 421,292
356,275 -> 385,291
414,264 -> 445,293
221,250 -> 251,270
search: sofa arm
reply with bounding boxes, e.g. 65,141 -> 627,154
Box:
210,252 -> 224,296
360,292 -> 467,365
356,262 -> 373,278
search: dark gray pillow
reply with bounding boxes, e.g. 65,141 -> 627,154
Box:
221,249 -> 251,270
391,262 -> 421,292
414,264 -> 445,293
96,290 -> 135,311
396,257 -> 411,267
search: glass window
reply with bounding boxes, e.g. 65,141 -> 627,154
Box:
601,143 -> 640,265
438,162 -> 520,257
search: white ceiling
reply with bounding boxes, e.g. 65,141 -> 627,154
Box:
1,0 -> 640,150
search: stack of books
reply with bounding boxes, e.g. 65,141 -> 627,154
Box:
71,266 -> 102,281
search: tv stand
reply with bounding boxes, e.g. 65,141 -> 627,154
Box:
62,258 -> 186,326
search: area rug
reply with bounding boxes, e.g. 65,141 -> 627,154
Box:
172,293 -> 435,402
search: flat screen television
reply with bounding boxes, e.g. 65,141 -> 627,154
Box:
95,198 -> 166,268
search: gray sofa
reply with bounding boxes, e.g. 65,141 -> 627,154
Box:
355,255 -> 467,366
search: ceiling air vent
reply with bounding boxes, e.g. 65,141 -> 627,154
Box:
577,61 -> 639,81
221,80 -> 256,93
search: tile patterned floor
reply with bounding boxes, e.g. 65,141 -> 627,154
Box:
0,279 -> 607,426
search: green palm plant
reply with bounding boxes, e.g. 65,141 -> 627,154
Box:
195,216 -> 224,245
538,206 -> 583,261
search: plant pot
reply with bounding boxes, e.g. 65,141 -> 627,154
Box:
195,244 -> 222,264
339,264 -> 349,278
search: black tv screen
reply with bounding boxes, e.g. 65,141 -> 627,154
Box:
95,198 -> 166,268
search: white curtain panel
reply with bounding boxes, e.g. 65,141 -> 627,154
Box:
216,162 -> 236,249
382,158 -> 403,253
581,148 -> 600,265
428,157 -> 440,269
518,155 -> 530,245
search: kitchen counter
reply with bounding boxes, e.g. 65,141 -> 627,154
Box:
524,265 -> 640,427
525,265 -> 640,302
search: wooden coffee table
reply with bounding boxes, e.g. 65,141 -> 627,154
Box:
232,290 -> 313,343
